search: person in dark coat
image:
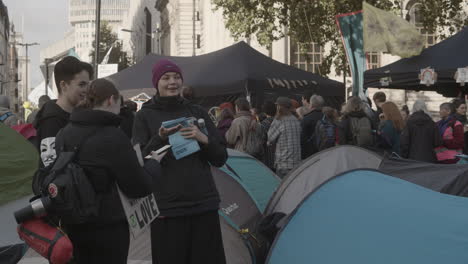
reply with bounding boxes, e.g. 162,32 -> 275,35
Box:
400,100 -> 442,163
33,56 -> 93,168
301,94 -> 324,159
132,59 -> 227,264
59,79 -> 163,264
339,97 -> 374,148
118,97 -> 136,139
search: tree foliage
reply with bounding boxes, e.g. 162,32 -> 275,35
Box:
89,21 -> 132,71
212,0 -> 468,76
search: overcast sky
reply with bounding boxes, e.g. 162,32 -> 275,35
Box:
4,0 -> 71,89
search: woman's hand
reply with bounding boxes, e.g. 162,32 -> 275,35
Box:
180,125 -> 209,145
159,125 -> 182,140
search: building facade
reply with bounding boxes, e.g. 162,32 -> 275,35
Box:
0,0 -> 9,97
7,24 -> 19,112
119,0 -> 160,63
69,0 -> 130,62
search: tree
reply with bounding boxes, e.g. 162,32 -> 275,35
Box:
212,0 -> 468,76
89,21 -> 133,71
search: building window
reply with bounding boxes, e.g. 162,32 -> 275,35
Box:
366,52 -> 381,69
290,41 -> 323,74
407,3 -> 437,48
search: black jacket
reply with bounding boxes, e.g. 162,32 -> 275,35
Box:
132,96 -> 227,216
119,106 -> 135,139
339,110 -> 373,145
400,111 -> 442,163
33,100 -> 70,167
301,109 -> 323,159
58,109 -> 158,223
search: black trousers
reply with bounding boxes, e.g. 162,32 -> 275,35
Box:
66,221 -> 129,264
151,210 -> 226,264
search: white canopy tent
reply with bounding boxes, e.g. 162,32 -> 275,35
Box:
28,81 -> 56,106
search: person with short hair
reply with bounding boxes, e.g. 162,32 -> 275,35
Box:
268,97 -> 301,178
226,97 -> 253,152
0,95 -> 19,127
301,94 -> 324,159
33,56 -> 93,167
400,100 -> 441,163
373,92 -> 386,125
435,102 -> 464,164
59,78 -> 161,264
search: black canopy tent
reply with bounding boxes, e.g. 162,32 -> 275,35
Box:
364,27 -> 468,97
107,41 -> 345,108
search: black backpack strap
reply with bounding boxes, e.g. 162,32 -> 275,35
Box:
56,127 -> 100,155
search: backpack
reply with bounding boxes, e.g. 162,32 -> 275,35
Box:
0,111 -> 13,122
245,120 -> 265,159
32,129 -> 100,225
350,117 -> 373,147
315,116 -> 336,151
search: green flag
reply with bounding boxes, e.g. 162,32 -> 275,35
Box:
0,123 -> 38,205
363,1 -> 424,58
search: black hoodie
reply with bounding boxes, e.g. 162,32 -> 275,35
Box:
33,100 -> 70,167
400,111 -> 442,163
59,109 -> 158,223
132,95 -> 227,216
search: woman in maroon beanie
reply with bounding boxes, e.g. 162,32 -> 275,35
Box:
132,59 -> 227,264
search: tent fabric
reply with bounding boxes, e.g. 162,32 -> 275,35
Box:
16,166 -> 263,264
264,145 -> 383,218
379,157 -> 468,197
0,123 -> 38,206
364,26 -> 468,97
106,41 -> 344,108
223,149 -> 280,212
267,169 -> 468,264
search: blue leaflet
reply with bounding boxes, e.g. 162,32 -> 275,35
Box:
162,117 -> 200,160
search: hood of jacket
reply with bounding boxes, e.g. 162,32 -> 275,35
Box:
408,111 -> 433,126
70,109 -> 122,127
33,100 -> 69,129
344,110 -> 367,119
142,95 -> 190,112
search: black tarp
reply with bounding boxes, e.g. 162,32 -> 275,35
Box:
364,27 -> 468,97
379,158 -> 468,197
107,41 -> 345,108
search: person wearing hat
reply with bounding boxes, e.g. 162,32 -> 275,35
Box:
267,96 -> 301,178
0,95 -> 19,127
132,59 -> 227,264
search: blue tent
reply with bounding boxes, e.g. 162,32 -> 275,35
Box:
267,169 -> 468,264
223,149 -> 280,212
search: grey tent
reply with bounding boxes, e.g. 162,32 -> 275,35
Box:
263,145 -> 468,234
107,41 -> 345,108
364,27 -> 468,97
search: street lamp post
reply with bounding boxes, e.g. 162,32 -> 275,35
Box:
17,42 -> 39,99
44,58 -> 53,96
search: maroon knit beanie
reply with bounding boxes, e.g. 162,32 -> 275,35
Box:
151,59 -> 183,89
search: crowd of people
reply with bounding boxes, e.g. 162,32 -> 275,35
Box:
2,55 -> 468,264
215,91 -> 468,177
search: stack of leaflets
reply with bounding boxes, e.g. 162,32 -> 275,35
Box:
162,117 -> 200,160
